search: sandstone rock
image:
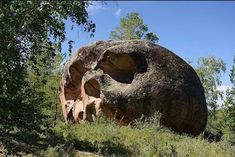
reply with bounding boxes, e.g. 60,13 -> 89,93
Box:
59,40 -> 208,135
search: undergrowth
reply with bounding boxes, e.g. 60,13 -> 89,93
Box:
44,113 -> 235,157
1,113 -> 234,156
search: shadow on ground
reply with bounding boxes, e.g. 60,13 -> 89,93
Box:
0,131 -> 132,157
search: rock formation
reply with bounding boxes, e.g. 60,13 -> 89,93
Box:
59,40 -> 208,135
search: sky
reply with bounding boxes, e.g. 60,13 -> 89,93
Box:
62,1 -> 235,90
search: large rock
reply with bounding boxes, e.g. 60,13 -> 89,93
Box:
59,40 -> 208,135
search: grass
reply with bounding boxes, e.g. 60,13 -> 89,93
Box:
48,114 -> 235,157
1,114 -> 235,157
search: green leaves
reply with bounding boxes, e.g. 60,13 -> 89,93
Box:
0,0 -> 95,136
222,56 -> 235,139
144,32 -> 159,43
109,12 -> 159,43
195,56 -> 226,119
193,56 -> 235,144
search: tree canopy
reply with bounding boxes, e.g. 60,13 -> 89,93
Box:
0,0 -> 95,134
195,57 -> 226,118
1,2 -> 235,155
109,12 -> 159,43
195,56 -> 226,132
223,56 -> 235,140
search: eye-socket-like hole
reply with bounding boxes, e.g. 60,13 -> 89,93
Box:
65,61 -> 88,100
70,61 -> 88,78
98,51 -> 148,83
84,79 -> 101,98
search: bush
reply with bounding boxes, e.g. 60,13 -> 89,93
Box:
48,114 -> 235,157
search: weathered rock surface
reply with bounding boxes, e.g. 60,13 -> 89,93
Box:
59,40 -> 208,135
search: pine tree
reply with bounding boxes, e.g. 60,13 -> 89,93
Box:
110,12 -> 158,43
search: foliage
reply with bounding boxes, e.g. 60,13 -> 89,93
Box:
195,56 -> 226,121
0,0 -> 95,150
1,1 -> 235,156
45,116 -> 235,157
222,56 -> 235,144
110,12 -> 158,43
26,44 -> 64,123
3,115 -> 233,156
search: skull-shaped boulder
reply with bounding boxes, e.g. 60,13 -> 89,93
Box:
59,40 -> 207,135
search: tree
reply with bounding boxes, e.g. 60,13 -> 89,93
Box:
222,56 -> 235,142
0,1 -> 95,135
195,56 -> 226,120
26,43 -> 64,123
110,12 -> 159,43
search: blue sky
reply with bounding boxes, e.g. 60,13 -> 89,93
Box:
63,1 -> 235,90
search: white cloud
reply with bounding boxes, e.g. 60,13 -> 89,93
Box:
87,2 -> 107,15
216,85 -> 232,92
115,8 -> 122,16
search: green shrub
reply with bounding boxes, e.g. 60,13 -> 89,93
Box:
48,114 -> 235,157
